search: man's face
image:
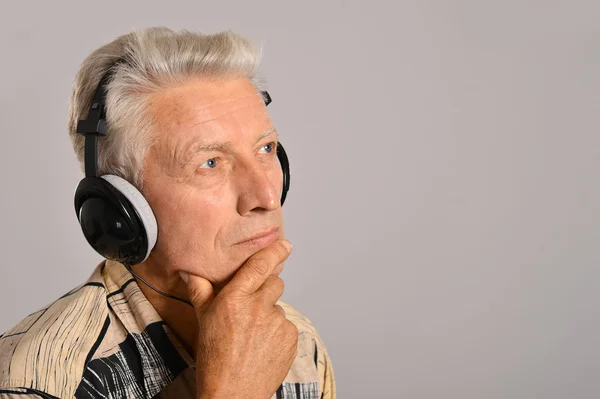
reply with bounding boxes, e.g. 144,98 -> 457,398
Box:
141,77 -> 284,288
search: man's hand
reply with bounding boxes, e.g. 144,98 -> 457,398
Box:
180,240 -> 297,399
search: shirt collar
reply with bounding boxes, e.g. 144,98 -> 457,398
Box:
101,259 -> 195,368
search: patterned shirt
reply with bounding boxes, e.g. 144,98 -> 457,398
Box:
0,260 -> 335,399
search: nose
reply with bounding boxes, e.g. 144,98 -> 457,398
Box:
236,160 -> 281,216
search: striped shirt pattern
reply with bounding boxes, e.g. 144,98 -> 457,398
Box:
0,260 -> 335,398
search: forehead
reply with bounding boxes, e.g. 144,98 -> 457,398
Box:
149,77 -> 270,144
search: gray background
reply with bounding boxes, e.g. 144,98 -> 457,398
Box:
1,0 -> 599,398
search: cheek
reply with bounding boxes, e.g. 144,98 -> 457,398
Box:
270,160 -> 285,195
148,185 -> 239,276
155,189 -> 222,248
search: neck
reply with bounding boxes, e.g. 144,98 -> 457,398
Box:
128,259 -> 199,359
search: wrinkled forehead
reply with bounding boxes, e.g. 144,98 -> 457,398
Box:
149,77 -> 268,135
146,77 -> 273,170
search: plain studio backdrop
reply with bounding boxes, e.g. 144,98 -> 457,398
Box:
1,1 -> 599,398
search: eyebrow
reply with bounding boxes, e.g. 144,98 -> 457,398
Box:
181,126 -> 278,165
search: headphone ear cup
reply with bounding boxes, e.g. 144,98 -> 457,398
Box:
276,142 -> 290,206
74,175 -> 157,265
101,175 -> 157,258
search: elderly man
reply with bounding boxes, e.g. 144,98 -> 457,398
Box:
0,27 -> 335,399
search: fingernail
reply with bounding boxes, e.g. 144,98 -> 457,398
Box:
283,240 -> 293,252
179,271 -> 189,283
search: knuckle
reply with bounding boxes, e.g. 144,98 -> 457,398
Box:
246,257 -> 270,276
187,286 -> 200,302
274,241 -> 290,260
267,275 -> 285,291
262,284 -> 283,305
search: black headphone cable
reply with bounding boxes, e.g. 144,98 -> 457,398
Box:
124,263 -> 194,307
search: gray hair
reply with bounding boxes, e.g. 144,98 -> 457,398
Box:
67,27 -> 266,190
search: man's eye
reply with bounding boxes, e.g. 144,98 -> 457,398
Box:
199,158 -> 218,169
259,142 -> 275,154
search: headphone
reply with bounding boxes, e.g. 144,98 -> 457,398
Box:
74,58 -> 291,270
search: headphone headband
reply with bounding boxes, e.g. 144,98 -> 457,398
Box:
75,58 -> 127,177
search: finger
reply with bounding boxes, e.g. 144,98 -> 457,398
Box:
225,240 -> 292,295
179,271 -> 216,314
256,274 -> 285,307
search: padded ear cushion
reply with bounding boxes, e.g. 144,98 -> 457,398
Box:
101,175 -> 158,262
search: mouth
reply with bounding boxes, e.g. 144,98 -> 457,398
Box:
234,226 -> 280,247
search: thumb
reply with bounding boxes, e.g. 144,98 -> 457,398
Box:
179,271 -> 215,314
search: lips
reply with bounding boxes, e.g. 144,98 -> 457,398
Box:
234,226 -> 279,246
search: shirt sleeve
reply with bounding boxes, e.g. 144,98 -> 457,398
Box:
277,301 -> 337,399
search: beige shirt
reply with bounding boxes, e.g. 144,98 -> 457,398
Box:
0,260 -> 335,399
